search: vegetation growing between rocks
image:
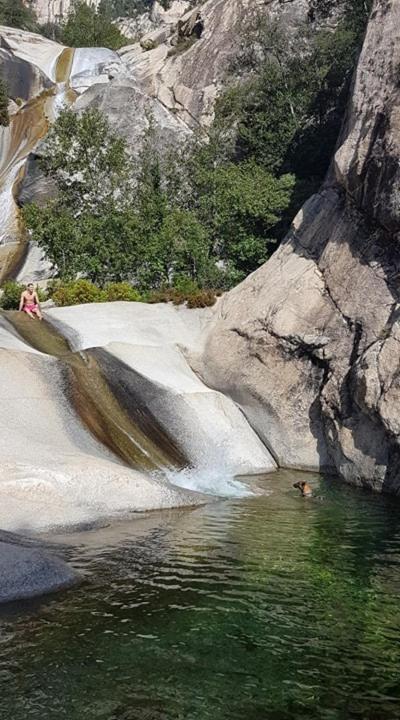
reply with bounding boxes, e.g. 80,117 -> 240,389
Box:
57,0 -> 129,50
0,279 -> 218,309
214,0 -> 373,226
0,0 -> 37,31
24,108 -> 294,290
0,74 -> 9,126
20,0 -> 372,299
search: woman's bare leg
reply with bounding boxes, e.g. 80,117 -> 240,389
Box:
24,310 -> 35,319
34,308 -> 43,320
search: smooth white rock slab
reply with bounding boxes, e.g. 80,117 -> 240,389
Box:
70,48 -> 122,94
0,327 -> 203,533
46,303 -> 277,476
0,25 -> 65,82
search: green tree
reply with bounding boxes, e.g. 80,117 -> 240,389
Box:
24,108 -> 295,291
24,108 -> 139,285
195,161 -> 295,278
60,0 -> 128,50
219,19 -> 363,182
0,0 -> 37,30
0,74 -> 9,127
39,108 -> 133,214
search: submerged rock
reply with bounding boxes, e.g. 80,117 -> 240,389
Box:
0,531 -> 77,603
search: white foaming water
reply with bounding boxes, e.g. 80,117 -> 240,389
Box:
163,465 -> 253,499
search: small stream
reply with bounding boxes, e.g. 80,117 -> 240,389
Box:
1,473 -> 400,720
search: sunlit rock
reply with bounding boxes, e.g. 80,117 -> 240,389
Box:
198,0 -> 400,491
46,302 -> 277,476
0,316 -> 204,533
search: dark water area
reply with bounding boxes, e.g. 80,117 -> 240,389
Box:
1,473 -> 400,720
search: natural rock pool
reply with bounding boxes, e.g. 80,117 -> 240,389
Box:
1,473 -> 400,720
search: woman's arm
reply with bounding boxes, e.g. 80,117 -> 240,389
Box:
19,292 -> 25,311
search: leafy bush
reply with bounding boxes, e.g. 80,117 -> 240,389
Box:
0,281 -> 25,310
186,290 -> 218,309
146,286 -> 218,308
0,0 -> 37,31
51,280 -> 144,306
51,280 -> 106,307
104,282 -> 142,301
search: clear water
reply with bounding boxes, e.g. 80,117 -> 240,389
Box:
1,472 -> 400,720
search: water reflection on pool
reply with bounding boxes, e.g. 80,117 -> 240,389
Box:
1,471 -> 400,720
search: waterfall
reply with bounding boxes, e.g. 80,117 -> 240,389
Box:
0,45 -> 78,283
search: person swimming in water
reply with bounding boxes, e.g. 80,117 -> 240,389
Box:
293,480 -> 312,497
19,283 -> 43,320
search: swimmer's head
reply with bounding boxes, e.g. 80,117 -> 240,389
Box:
293,480 -> 312,496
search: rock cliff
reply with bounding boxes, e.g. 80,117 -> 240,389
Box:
198,0 -> 400,492
28,0 -> 100,24
118,0 -> 314,127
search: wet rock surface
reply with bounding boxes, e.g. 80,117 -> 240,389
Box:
0,530 -> 78,604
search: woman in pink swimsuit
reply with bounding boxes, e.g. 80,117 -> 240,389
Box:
19,283 -> 43,320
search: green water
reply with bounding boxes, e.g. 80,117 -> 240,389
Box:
1,473 -> 400,720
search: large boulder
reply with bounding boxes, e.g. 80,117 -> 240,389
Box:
46,302 -> 276,477
0,531 -> 78,604
0,48 -> 52,102
0,25 -> 65,80
0,313 -> 204,533
72,75 -> 191,155
197,0 -> 400,492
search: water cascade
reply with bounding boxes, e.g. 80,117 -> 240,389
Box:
0,43 -> 77,283
0,301 -> 276,533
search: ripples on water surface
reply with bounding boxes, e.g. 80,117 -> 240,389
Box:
1,471 -> 400,720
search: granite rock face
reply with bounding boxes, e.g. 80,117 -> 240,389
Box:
72,76 -> 191,156
29,0 -> 100,24
198,0 -> 400,492
118,0 -> 314,128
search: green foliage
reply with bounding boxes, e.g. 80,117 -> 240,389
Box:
60,0 -> 128,50
39,21 -> 64,42
211,0 -> 371,242
0,0 -> 37,30
24,108 -> 140,286
51,279 -> 106,306
193,159 -> 295,278
146,285 -> 218,308
103,282 -> 142,301
49,278 -> 217,308
50,279 -> 142,306
39,108 -> 133,213
0,74 -> 9,127
0,281 -> 25,310
24,105 -> 295,292
219,19 -> 363,184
